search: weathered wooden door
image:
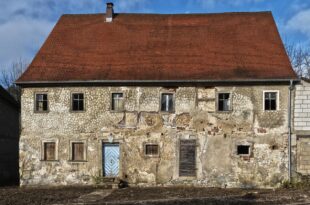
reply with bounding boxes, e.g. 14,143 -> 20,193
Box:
103,144 -> 120,177
179,140 -> 196,177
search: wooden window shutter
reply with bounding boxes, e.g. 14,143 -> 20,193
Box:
179,140 -> 196,176
44,142 -> 56,161
72,142 -> 84,161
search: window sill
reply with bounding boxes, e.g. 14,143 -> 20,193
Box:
160,111 -> 175,114
263,109 -> 279,112
70,110 -> 86,113
216,110 -> 233,114
68,160 -> 88,163
144,155 -> 160,158
40,160 -> 59,162
34,111 -> 49,114
110,110 -> 125,113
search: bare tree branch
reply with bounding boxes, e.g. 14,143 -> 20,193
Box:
0,58 -> 28,101
285,41 -> 310,78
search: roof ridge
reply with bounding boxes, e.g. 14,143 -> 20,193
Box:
61,11 -> 272,17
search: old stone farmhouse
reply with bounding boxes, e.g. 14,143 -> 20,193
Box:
0,85 -> 19,185
16,3 -> 299,187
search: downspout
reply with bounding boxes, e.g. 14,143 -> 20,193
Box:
288,79 -> 294,182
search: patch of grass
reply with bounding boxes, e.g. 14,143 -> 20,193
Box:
281,179 -> 310,189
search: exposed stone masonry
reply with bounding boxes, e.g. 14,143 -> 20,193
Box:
20,85 -> 290,188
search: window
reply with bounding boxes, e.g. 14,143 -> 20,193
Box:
264,92 -> 278,111
35,93 -> 48,112
43,142 -> 56,161
145,144 -> 159,156
237,145 -> 250,156
111,93 -> 124,111
161,93 -> 174,112
72,142 -> 85,161
72,93 -> 84,111
218,93 -> 231,111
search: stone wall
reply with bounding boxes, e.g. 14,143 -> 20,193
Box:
0,95 -> 19,185
20,85 -> 290,187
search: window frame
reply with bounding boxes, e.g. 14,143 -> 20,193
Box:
144,143 -> 160,158
263,90 -> 279,111
70,92 -> 86,112
111,92 -> 125,112
160,92 -> 175,113
41,140 -> 58,161
34,92 -> 49,113
235,143 -> 252,157
217,92 -> 232,112
69,140 -> 87,162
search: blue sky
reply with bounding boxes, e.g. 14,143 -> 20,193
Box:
0,0 -> 310,72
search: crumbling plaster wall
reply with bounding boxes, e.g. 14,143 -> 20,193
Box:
20,85 -> 290,187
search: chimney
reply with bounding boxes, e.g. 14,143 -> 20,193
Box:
106,2 -> 114,22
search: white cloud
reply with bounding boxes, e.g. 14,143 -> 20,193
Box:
194,0 -> 266,8
286,9 -> 310,37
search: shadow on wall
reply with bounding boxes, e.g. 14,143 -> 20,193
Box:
0,137 -> 20,186
0,86 -> 20,186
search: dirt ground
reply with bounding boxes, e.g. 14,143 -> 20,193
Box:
1,186 -> 310,205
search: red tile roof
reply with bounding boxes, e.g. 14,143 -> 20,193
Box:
17,12 -> 297,84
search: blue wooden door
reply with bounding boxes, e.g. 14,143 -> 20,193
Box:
103,144 -> 120,177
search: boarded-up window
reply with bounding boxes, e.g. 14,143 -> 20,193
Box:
72,93 -> 84,111
43,142 -> 56,161
112,93 -> 124,111
72,142 -> 85,161
35,94 -> 48,112
179,140 -> 196,177
145,144 -> 159,156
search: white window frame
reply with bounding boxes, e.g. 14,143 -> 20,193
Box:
236,144 -> 251,157
111,92 -> 125,112
160,93 -> 175,113
263,90 -> 279,111
217,92 -> 232,112
144,143 -> 160,157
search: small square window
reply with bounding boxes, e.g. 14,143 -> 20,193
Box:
161,93 -> 174,112
72,142 -> 85,161
43,142 -> 56,161
264,92 -> 277,111
111,93 -> 124,111
145,144 -> 159,156
237,145 -> 250,156
218,93 -> 231,111
72,93 -> 84,111
35,93 -> 48,112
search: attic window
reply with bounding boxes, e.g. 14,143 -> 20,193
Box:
35,93 -> 48,112
264,91 -> 278,111
72,93 -> 84,111
161,93 -> 174,112
218,93 -> 231,111
111,93 -> 124,111
237,145 -> 250,156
